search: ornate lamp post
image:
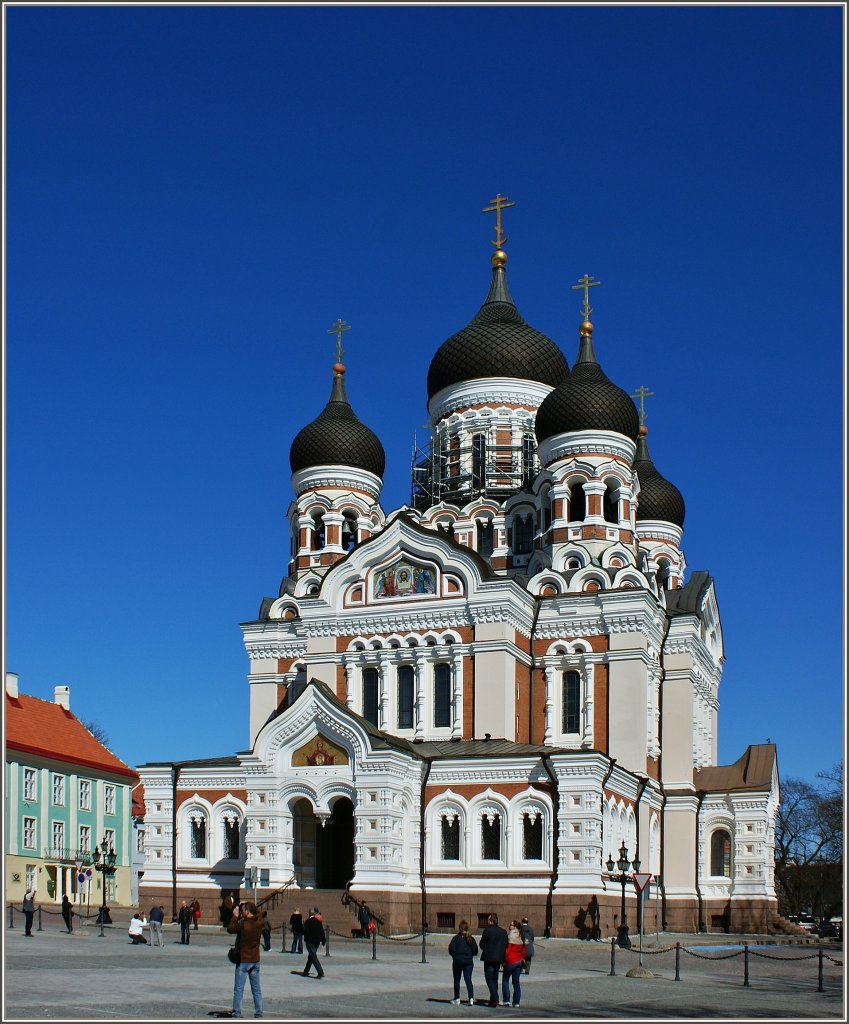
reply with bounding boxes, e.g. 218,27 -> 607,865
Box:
93,839 -> 117,933
606,842 -> 640,949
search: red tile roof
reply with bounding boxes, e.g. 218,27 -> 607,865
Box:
132,780 -> 146,818
5,692 -> 138,781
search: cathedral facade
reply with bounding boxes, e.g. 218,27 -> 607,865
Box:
138,212 -> 779,936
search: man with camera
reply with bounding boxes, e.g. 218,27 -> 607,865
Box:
228,901 -> 264,1018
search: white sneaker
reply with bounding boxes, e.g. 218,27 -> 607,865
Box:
450,998 -> 460,1005
468,999 -> 475,1005
500,1000 -> 511,1006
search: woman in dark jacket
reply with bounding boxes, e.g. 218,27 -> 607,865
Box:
448,919 -> 478,1004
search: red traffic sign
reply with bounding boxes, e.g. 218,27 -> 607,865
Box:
633,872 -> 653,893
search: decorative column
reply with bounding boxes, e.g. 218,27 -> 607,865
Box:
543,664 -> 556,743
378,655 -> 390,730
344,659 -> 355,709
451,652 -> 464,739
583,660 -> 595,749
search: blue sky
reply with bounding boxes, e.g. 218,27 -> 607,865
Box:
5,4 -> 845,786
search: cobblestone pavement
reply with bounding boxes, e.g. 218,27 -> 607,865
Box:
3,922 -> 845,1021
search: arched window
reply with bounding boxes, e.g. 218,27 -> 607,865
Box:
223,815 -> 240,860
312,512 -> 326,550
441,816 -> 460,860
362,668 -> 379,726
434,663 -> 452,728
603,483 -> 619,524
657,559 -> 673,591
472,434 -> 486,490
341,511 -> 358,553
522,811 -> 543,860
481,812 -> 502,860
513,512 -> 534,555
541,490 -> 553,533
569,482 -> 586,522
190,814 -> 207,859
710,829 -> 732,877
397,665 -> 414,729
477,520 -> 494,558
562,671 -> 581,733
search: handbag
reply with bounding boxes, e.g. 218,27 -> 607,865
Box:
227,927 -> 241,964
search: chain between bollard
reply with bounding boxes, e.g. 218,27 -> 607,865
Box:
609,936 -> 616,976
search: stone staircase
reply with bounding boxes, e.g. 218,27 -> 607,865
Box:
259,888 -> 366,940
769,914 -> 808,936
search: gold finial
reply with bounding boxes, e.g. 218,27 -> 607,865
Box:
631,385 -> 654,427
482,193 -> 516,249
327,319 -> 351,367
571,273 -> 601,322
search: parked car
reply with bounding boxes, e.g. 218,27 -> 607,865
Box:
790,915 -> 818,933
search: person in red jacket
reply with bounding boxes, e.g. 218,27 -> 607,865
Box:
501,920 -> 526,1007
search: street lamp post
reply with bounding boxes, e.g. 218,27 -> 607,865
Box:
606,843 -> 640,949
92,840 -> 117,935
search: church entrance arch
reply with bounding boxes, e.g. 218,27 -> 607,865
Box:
292,796 -> 355,890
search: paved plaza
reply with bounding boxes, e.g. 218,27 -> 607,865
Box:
3,921 -> 845,1021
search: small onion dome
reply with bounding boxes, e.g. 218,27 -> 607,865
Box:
535,321 -> 639,443
289,366 -> 386,477
634,426 -> 686,527
426,251 -> 569,400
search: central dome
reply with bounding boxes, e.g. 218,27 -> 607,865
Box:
427,259 -> 569,401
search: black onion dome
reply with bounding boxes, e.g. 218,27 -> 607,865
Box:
427,260 -> 569,400
535,329 -> 640,443
633,428 -> 686,527
289,371 -> 386,477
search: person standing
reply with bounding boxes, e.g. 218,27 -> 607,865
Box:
288,908 -> 304,954
228,901 -> 263,1019
357,901 -> 372,939
61,894 -> 73,934
149,905 -> 165,948
501,920 -> 526,1007
521,917 -> 534,974
479,913 -> 508,1007
22,889 -> 36,937
301,907 -> 326,979
191,898 -> 201,930
448,918 -> 478,1005
261,910 -> 271,952
221,892 -> 234,929
178,900 -> 192,944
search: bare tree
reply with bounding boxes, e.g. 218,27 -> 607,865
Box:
82,720 -> 110,746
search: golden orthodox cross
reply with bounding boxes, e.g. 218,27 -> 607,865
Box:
327,319 -> 351,363
571,273 -> 601,320
482,193 -> 516,248
631,385 -> 654,426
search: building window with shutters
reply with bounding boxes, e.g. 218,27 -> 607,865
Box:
434,663 -> 452,728
562,671 -> 581,733
362,668 -> 379,727
397,665 -> 414,728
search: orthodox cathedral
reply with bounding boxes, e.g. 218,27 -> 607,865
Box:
138,199 -> 779,936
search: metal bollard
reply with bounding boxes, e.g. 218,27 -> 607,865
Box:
98,910 -> 105,938
609,936 -> 616,976
674,942 -> 681,981
372,923 -> 377,961
743,944 -> 750,987
325,929 -> 331,958
421,923 -> 428,964
37,907 -> 43,932
280,923 -> 286,953
817,948 -> 824,993
8,905 -> 14,929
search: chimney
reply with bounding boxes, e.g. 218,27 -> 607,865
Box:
6,672 -> 19,698
54,685 -> 70,710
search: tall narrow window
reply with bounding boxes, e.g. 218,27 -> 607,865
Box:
472,434 -> 486,490
514,512 -> 534,554
569,482 -> 586,521
434,663 -> 452,728
79,825 -> 91,853
562,671 -> 581,733
224,817 -> 240,860
477,520 -> 494,558
441,816 -> 460,860
397,665 -> 414,729
342,512 -> 358,552
710,829 -> 732,877
603,484 -> 619,524
191,816 -> 207,859
541,491 -> 553,532
52,821 -> 65,857
522,435 -> 536,488
104,785 -> 115,815
362,668 -> 379,726
79,780 -> 91,811
481,814 -> 502,860
23,768 -> 37,802
312,512 -> 325,550
52,774 -> 65,806
522,813 -> 543,860
23,817 -> 36,850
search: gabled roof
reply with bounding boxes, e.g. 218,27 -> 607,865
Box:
694,744 -> 777,793
5,692 -> 138,781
